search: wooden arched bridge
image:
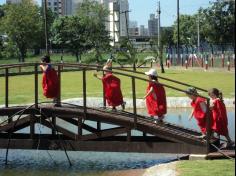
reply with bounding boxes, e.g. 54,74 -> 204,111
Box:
0,63 -> 221,159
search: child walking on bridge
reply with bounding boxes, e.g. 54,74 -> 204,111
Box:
208,88 -> 234,147
144,69 -> 167,123
186,87 -> 209,139
93,64 -> 125,111
40,56 -> 59,104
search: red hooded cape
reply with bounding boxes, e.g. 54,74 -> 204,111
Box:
211,99 -> 229,136
146,82 -> 167,117
191,97 -> 207,134
102,73 -> 124,107
42,66 -> 59,99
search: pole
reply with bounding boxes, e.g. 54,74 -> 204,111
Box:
43,0 -> 49,55
157,1 -> 161,47
177,0 -> 180,63
197,14 -> 200,53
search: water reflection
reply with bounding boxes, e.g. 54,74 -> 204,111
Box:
0,108 -> 234,176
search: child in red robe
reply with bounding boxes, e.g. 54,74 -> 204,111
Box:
40,56 -> 59,103
186,87 -> 209,139
208,88 -> 234,147
144,69 -> 167,123
94,65 -> 125,111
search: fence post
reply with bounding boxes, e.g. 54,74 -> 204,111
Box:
5,68 -> 9,108
185,55 -> 188,69
83,69 -> 87,118
227,55 -> 231,71
201,54 -> 204,68
206,99 -> 211,154
221,53 -> 225,68
211,54 -> 214,68
131,77 -> 137,128
57,65 -> 61,106
34,64 -> 38,108
205,55 -> 209,71
103,71 -> 106,108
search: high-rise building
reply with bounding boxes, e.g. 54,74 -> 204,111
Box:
128,21 -> 138,36
148,13 -> 158,36
6,0 -> 37,4
100,0 -> 129,45
42,0 -> 83,16
139,25 -> 149,36
6,0 -> 22,3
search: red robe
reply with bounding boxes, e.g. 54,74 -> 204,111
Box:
102,73 -> 124,107
211,99 -> 229,136
42,66 -> 59,99
146,82 -> 167,117
191,97 -> 207,134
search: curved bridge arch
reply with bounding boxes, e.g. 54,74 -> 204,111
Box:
0,63 -> 214,157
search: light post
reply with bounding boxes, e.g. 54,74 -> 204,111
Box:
43,0 -> 49,55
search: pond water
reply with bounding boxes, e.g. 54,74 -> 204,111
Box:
0,108 -> 234,176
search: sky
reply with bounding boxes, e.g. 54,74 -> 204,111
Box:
0,0 -> 216,27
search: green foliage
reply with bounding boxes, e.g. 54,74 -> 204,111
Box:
149,36 -> 165,73
51,0 -> 111,63
117,37 -> 137,65
77,0 -> 111,63
161,27 -> 174,46
173,14 -> 198,45
200,0 -> 235,45
51,15 -> 91,62
0,0 -> 42,62
178,160 -> 235,176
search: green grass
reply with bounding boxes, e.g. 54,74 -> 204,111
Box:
0,67 -> 234,105
177,160 -> 235,176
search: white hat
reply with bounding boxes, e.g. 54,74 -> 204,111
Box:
145,69 -> 158,77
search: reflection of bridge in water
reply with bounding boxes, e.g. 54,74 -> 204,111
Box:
0,63 -> 234,164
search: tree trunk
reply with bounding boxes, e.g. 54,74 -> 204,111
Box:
75,52 -> 79,63
159,46 -> 165,73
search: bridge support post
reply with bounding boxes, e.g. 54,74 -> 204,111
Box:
97,121 -> 101,131
5,68 -> 9,109
30,115 -> 35,139
34,64 -> 38,108
206,99 -> 211,154
57,65 -> 61,106
131,77 -> 137,128
127,129 -> 131,142
52,115 -> 56,136
78,117 -> 83,139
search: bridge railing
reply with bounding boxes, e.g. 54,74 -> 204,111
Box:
0,63 -> 212,153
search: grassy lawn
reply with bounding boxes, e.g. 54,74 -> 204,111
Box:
0,66 -> 234,105
177,160 -> 235,176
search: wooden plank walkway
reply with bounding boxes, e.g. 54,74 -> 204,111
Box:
0,105 -> 209,154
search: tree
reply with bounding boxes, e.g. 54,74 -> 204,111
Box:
200,0 -> 235,49
117,37 -> 138,69
77,0 -> 111,63
161,27 -> 174,47
173,14 -> 198,46
0,0 -> 42,62
150,36 -> 165,73
51,16 -> 91,62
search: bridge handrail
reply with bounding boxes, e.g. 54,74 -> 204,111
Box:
0,62 -> 212,153
0,62 -> 208,93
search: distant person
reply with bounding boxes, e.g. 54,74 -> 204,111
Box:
186,87 -> 209,139
144,69 -> 167,123
40,56 -> 59,104
208,88 -> 234,147
93,64 -> 125,111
